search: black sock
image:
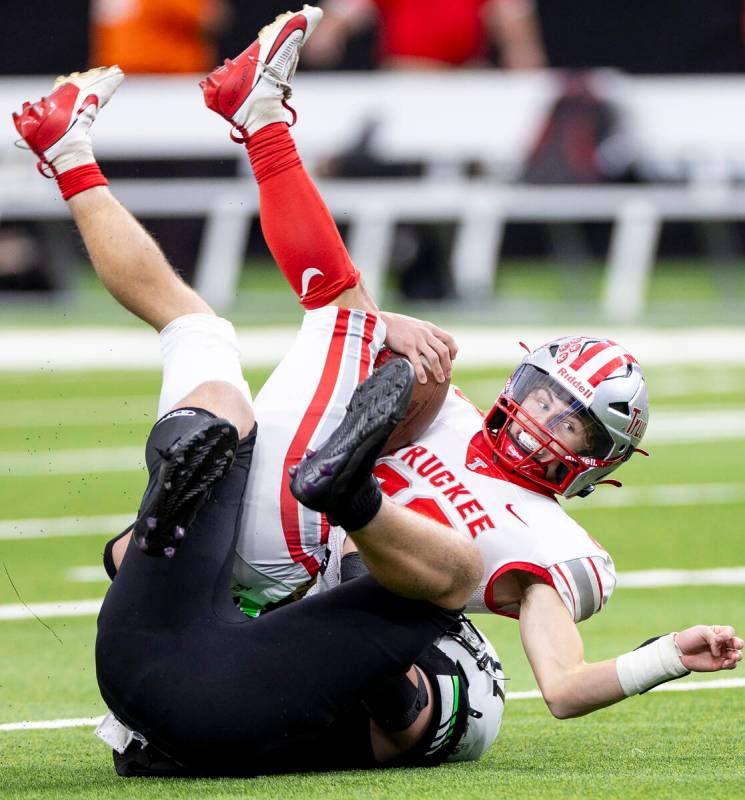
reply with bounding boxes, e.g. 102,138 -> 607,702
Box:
340,551 -> 369,583
327,477 -> 382,532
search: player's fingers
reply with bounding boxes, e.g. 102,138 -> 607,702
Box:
426,323 -> 458,359
700,627 -> 721,656
421,342 -> 446,383
427,335 -> 453,380
403,346 -> 428,384
730,636 -> 745,651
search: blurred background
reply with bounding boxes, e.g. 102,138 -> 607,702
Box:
1,0 -> 745,325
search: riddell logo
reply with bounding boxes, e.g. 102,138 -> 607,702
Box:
557,367 -> 594,400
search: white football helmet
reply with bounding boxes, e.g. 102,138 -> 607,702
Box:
483,336 -> 649,498
436,617 -> 506,763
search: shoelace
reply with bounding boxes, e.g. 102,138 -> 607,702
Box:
229,56 -> 298,143
13,138 -> 57,178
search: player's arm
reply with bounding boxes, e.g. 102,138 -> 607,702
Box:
519,578 -> 743,719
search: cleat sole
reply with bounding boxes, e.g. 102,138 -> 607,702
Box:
132,417 -> 238,557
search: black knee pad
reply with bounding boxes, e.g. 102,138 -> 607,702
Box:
144,407 -> 217,473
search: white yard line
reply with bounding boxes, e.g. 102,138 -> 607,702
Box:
3,327 -> 745,370
5,565 -> 745,619
0,716 -> 106,732
566,482 -> 745,509
616,567 -> 745,588
0,483 -> 743,543
0,446 -> 145,476
0,513 -> 132,540
507,677 -> 745,701
0,397 -> 155,428
2,407 -> 745,477
67,566 -> 109,583
2,677 -> 744,733
0,599 -> 103,620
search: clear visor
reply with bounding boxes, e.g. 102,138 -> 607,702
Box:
504,365 -> 614,461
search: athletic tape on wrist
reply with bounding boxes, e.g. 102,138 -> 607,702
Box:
616,633 -> 690,696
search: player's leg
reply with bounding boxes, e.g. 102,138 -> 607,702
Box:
201,5 -> 371,313
68,188 -> 212,331
16,71 -> 259,561
13,68 -> 211,331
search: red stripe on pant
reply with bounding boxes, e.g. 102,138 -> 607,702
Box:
247,123 -> 360,309
357,314 -> 378,384
279,309 -> 352,575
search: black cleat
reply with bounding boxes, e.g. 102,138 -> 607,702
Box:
132,417 -> 239,557
289,358 -> 414,530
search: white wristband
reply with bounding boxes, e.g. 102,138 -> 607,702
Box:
616,633 -> 689,696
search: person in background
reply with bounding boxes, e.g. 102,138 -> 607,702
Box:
302,0 -> 546,70
90,0 -> 229,73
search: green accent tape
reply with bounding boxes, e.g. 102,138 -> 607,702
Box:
443,675 -> 460,743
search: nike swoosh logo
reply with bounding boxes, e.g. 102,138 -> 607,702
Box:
300,268 -> 324,299
505,504 -> 528,526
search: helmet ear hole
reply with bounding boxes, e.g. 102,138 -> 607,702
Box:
609,401 -> 630,416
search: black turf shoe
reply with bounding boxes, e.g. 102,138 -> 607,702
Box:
132,417 -> 239,557
289,358 -> 414,531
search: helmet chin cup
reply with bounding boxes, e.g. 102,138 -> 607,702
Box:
483,394 -> 625,498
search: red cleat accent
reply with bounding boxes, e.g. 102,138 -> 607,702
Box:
199,44 -> 262,124
200,6 -> 321,139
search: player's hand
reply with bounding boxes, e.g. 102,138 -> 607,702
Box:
379,312 -> 458,384
675,625 -> 743,672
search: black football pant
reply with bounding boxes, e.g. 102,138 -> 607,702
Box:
95,425 -> 460,776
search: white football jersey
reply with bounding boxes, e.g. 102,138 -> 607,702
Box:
373,387 -> 616,621
232,306 -> 614,622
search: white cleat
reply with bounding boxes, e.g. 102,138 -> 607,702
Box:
12,66 -> 124,176
201,5 -> 323,140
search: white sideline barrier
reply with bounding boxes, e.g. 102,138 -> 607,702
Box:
2,72 -> 745,318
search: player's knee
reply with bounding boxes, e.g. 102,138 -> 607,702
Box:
173,381 -> 255,438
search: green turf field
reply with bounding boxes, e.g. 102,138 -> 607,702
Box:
1,364 -> 744,800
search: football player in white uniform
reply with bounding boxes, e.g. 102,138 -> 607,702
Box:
12,6 -> 505,775
14,3 -> 740,775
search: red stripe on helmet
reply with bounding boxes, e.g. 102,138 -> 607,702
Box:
587,352 -> 638,387
568,340 -> 613,371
